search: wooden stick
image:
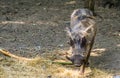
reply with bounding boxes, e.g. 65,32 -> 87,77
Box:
81,26 -> 97,73
0,49 -> 33,61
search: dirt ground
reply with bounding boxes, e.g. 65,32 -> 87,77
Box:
0,0 -> 120,78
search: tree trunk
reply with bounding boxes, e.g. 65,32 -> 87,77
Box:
84,0 -> 95,13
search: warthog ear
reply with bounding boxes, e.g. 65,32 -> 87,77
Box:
66,27 -> 72,37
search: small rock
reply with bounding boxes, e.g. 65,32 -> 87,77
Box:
43,8 -> 46,10
58,44 -> 64,47
34,46 -> 41,51
47,75 -> 52,78
36,3 -> 42,6
33,24 -> 36,25
113,75 -> 120,78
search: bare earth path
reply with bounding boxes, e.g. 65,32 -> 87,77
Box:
0,0 -> 120,78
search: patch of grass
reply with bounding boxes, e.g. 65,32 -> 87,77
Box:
0,50 -> 114,78
89,68 -> 113,78
0,66 -> 7,78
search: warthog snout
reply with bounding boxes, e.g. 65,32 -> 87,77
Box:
66,55 -> 84,67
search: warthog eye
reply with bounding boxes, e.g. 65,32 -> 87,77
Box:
68,38 -> 74,47
81,37 -> 87,48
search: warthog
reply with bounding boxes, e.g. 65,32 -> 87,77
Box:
66,9 -> 97,73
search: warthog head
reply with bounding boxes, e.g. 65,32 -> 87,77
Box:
66,28 -> 87,67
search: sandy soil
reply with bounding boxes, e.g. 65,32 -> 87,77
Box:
0,0 -> 120,78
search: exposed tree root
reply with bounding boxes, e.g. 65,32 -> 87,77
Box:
0,49 -> 33,61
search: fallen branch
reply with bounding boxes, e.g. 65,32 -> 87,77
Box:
0,49 -> 73,65
0,49 -> 33,61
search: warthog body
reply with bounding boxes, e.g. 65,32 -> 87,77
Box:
66,9 -> 97,69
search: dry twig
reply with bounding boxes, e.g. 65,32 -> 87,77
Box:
0,49 -> 33,61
